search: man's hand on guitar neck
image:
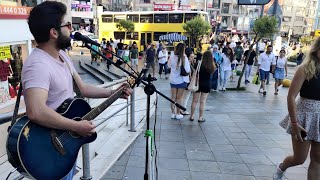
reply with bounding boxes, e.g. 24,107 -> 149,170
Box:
114,83 -> 133,99
73,120 -> 96,137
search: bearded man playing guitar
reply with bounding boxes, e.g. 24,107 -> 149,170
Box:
17,1 -> 132,179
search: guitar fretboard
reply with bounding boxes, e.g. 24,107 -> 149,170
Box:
83,87 -> 124,120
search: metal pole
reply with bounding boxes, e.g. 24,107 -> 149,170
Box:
80,144 -> 92,180
129,89 -> 136,132
126,98 -> 129,126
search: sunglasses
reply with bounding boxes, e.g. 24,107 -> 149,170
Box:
56,22 -> 72,30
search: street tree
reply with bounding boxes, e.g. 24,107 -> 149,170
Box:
299,36 -> 313,46
116,19 -> 135,40
236,16 -> 278,89
183,15 -> 211,47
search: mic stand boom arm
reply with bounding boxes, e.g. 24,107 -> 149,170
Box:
83,42 -> 186,111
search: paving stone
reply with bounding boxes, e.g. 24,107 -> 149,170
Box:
159,148 -> 187,159
103,165 -> 126,179
190,172 -> 223,180
218,162 -> 253,176
228,138 -> 256,146
185,143 -> 211,152
210,144 -> 237,153
247,164 -> 276,177
158,158 -> 189,171
158,169 -> 191,180
127,155 -> 145,168
222,174 -> 256,180
188,160 -> 220,173
186,150 -> 215,161
224,132 -> 248,139
234,145 -> 263,154
240,154 -> 273,165
214,152 -> 243,163
122,167 -> 144,180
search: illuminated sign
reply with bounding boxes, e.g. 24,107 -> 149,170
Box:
0,5 -> 31,19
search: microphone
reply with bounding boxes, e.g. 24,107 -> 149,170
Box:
74,32 -> 100,47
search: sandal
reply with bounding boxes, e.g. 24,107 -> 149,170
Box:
198,118 -> 206,123
181,111 -> 190,115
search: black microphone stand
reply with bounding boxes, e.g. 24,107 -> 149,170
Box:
83,42 -> 186,180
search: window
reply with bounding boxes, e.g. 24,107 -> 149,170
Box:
169,14 -> 183,23
282,16 -> 291,22
102,15 -> 113,23
295,16 -> 304,21
127,14 -> 139,22
222,3 -> 230,14
140,14 -> 153,23
114,32 -> 125,40
283,6 -> 292,12
281,25 -> 290,31
212,0 -> 220,9
126,32 -> 139,40
154,14 -> 168,23
154,32 -> 167,41
232,17 -> 238,27
233,5 -> 239,14
114,14 -> 126,22
184,13 -> 197,22
221,16 -> 230,28
295,8 -> 305,16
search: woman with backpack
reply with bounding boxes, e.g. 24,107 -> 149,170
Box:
271,49 -> 288,95
189,51 -> 216,122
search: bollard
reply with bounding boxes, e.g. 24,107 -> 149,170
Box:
80,144 -> 92,180
128,88 -> 136,132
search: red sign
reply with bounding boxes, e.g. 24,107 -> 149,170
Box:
153,3 -> 191,11
0,5 -> 32,19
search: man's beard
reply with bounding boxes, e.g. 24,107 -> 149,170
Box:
57,32 -> 71,50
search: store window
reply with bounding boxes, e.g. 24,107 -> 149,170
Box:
154,14 -> 168,23
0,44 -> 26,104
222,3 -> 230,14
114,14 -> 126,22
140,14 -> 153,23
233,5 -> 239,14
126,32 -> 139,40
169,14 -> 183,23
154,32 -> 167,41
127,14 -> 139,22
102,15 -> 113,23
212,0 -> 220,9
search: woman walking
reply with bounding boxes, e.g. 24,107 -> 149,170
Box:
190,51 -> 216,122
272,50 -> 288,95
219,48 -> 233,91
169,43 -> 191,120
274,38 -> 320,180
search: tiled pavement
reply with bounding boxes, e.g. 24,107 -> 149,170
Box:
101,65 -> 308,180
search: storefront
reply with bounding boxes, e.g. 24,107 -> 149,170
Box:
0,3 -> 34,106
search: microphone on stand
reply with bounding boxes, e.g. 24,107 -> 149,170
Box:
74,32 -> 101,47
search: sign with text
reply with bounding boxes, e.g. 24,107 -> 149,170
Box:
0,5 -> 31,19
153,3 -> 191,11
238,0 -> 271,5
0,46 -> 12,59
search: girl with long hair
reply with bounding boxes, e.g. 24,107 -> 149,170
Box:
169,43 -> 191,120
190,51 -> 216,122
274,38 -> 320,180
272,49 -> 288,95
219,47 -> 233,91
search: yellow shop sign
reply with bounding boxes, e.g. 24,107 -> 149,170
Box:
0,46 -> 11,59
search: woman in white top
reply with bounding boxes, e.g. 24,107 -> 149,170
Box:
158,45 -> 169,79
220,48 -> 233,91
272,49 -> 288,95
169,43 -> 191,120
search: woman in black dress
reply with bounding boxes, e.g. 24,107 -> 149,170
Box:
190,51 -> 216,122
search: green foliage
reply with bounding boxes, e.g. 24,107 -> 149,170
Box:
300,36 -> 313,46
252,16 -> 278,42
116,20 -> 135,33
288,54 -> 298,62
182,15 -> 211,40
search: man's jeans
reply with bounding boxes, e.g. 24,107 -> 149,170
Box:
245,65 -> 252,81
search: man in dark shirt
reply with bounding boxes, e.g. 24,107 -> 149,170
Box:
144,44 -> 156,80
242,49 -> 257,84
296,49 -> 304,65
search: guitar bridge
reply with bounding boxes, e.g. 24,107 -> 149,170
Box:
51,130 -> 66,155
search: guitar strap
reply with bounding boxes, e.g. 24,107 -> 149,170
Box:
9,55 -> 83,129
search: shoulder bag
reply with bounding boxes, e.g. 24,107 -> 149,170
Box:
188,60 -> 202,92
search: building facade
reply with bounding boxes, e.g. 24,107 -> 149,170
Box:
280,0 -> 318,37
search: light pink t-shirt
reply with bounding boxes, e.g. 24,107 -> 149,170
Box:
22,48 -> 76,110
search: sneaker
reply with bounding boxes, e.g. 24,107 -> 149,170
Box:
258,89 -> 263,93
222,87 -> 226,91
263,91 -> 267,96
175,114 -> 183,120
273,163 -> 285,180
171,114 -> 176,119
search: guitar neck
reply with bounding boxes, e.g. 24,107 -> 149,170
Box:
83,87 -> 124,120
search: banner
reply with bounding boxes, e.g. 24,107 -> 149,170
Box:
0,5 -> 31,19
0,46 -> 12,59
238,0 -> 271,5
